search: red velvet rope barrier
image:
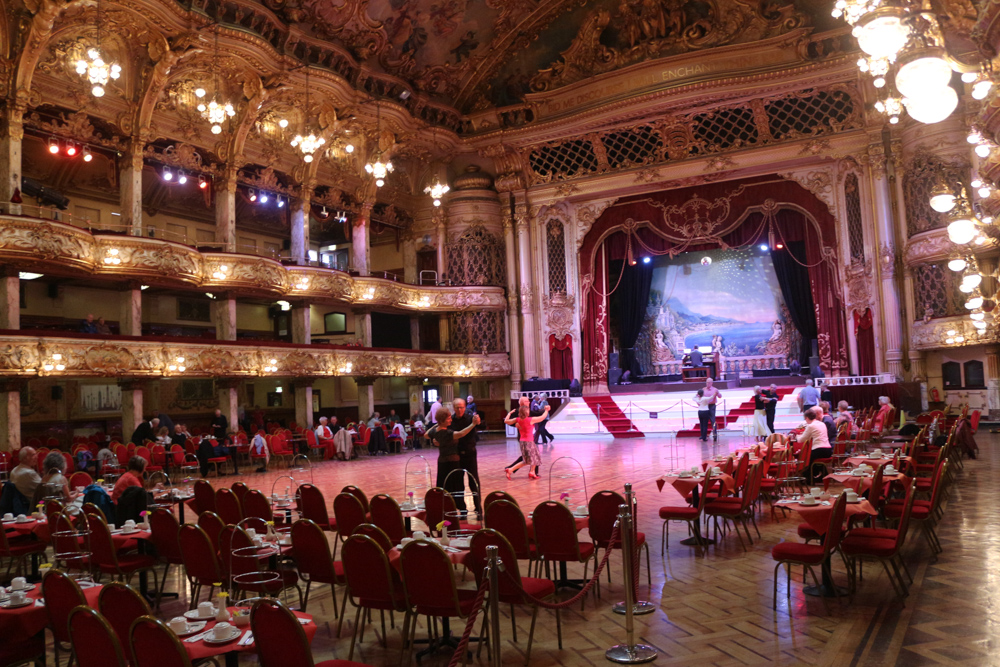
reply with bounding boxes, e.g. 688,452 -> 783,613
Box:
446,577 -> 490,667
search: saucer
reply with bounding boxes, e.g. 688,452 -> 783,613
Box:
0,598 -> 33,609
173,621 -> 207,637
184,608 -> 217,620
6,583 -> 36,593
14,518 -> 32,524
203,626 -> 241,644
799,499 -> 818,506
845,498 -> 861,504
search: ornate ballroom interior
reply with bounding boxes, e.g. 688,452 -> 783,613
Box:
0,0 -> 999,663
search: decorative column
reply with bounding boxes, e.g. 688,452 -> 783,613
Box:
120,380 -> 144,443
290,185 -> 312,265
516,201 -> 539,377
868,136 -> 905,378
293,380 -> 314,430
503,207 -> 523,392
0,379 -> 22,452
407,378 -> 424,421
0,266 -> 19,329
355,377 -> 375,422
120,282 -> 142,336
0,106 -> 23,215
351,200 -> 373,276
987,346 -> 1000,420
216,379 -> 240,436
410,317 -> 420,350
120,139 -> 144,236
290,303 -> 310,345
402,236 -> 417,284
438,379 -> 454,412
438,314 -> 449,351
435,204 -> 447,279
215,167 -> 238,251
213,296 -> 237,341
354,309 -> 372,347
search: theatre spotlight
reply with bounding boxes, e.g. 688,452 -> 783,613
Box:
260,192 -> 269,204
177,171 -> 188,185
277,196 -> 285,208
162,167 -> 173,181
48,138 -> 60,154
759,243 -> 769,251
82,146 -> 93,162
775,243 -> 784,249
249,188 -> 257,202
642,256 -> 651,264
65,143 -> 78,157
198,175 -> 208,189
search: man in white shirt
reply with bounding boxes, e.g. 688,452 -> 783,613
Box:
702,378 -> 722,440
11,447 -> 41,502
315,417 -> 336,460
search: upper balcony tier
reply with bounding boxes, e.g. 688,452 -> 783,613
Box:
0,212 -> 506,313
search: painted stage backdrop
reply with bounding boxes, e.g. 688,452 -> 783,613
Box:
636,247 -> 799,376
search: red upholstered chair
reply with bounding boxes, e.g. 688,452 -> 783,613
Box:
369,493 -> 410,545
333,493 -> 368,549
341,485 -> 370,514
149,508 -> 184,600
87,514 -> 162,606
483,490 -> 519,512
350,524 -> 393,552
128,616 -> 194,667
291,518 -> 347,618
42,568 -> 87,667
135,446 -> 162,473
469,528 -> 560,662
230,481 -> 249,504
220,525 -> 302,606
150,444 -> 168,471
531,501 -> 600,609
884,460 -> 947,554
659,470 -> 714,553
61,451 -> 75,474
0,634 -> 45,667
840,480 -> 917,598
399,539 -> 482,664
197,511 -> 225,553
250,598 -> 375,667
771,492 -> 848,614
244,489 -> 277,523
705,462 -> 765,551
298,483 -> 337,533
215,487 -> 243,525
192,479 -> 216,515
340,533 -> 408,660
178,524 -> 224,608
98,582 -> 151,666
484,499 -> 537,574
69,471 -> 93,489
0,512 -> 48,579
169,444 -> 185,471
588,489 -> 651,585
417,486 -> 473,535
68,606 -> 128,667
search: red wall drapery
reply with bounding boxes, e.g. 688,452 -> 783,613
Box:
549,334 -> 574,380
854,308 -> 876,376
578,175 -> 850,392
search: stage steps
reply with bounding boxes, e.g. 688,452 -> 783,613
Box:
583,396 -> 644,438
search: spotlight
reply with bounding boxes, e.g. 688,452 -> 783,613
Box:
198,175 -> 208,189
48,138 -> 59,154
162,167 -> 173,181
177,170 -> 188,185
195,88 -> 206,98
319,205 -> 329,218
65,143 -> 78,157
775,243 -> 784,249
249,189 -> 257,202
82,146 -> 93,162
642,256 -> 651,264
278,118 -> 288,128
345,144 -> 354,153
399,90 -> 411,100
759,243 -> 769,251
260,192 -> 269,204
277,196 -> 285,208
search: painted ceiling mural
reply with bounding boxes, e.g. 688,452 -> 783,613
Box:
282,0 -> 841,111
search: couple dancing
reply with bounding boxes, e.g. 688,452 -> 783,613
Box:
426,398 -> 482,514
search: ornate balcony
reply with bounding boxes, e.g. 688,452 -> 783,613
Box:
0,213 -> 506,312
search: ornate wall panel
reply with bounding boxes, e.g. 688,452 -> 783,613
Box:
546,220 -> 567,294
448,312 -> 505,354
915,264 -> 965,319
444,224 -> 506,287
845,172 -> 865,263
903,152 -> 969,236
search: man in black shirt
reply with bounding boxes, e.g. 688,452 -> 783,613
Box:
450,398 -> 482,514
764,383 -> 779,433
130,416 -> 158,446
211,409 -> 228,441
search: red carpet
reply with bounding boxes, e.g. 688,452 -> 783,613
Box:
583,396 -> 644,438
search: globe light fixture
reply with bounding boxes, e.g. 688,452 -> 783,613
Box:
198,29 -> 235,135
853,8 -> 909,60
947,216 -> 977,245
902,86 -> 959,125
929,183 -> 956,213
874,96 -> 903,124
894,48 -> 952,98
291,133 -> 325,163
947,258 -> 967,272
424,180 -> 449,207
76,47 -> 121,98
365,158 -> 393,188
965,295 -> 984,309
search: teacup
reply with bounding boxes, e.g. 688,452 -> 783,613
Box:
9,590 -> 26,605
401,537 -> 413,546
576,505 -> 588,515
15,514 -> 26,522
809,487 -> 822,496
413,531 -> 427,540
845,491 -> 859,502
819,493 -> 831,502
213,622 -> 232,639
124,520 -> 136,529
711,467 -> 722,475
108,523 -> 116,531
253,537 -> 264,547
2,513 -> 13,521
800,497 -> 818,506
197,601 -> 215,617
246,528 -> 257,539
168,617 -> 188,633
232,612 -> 250,627
11,577 -> 27,591
678,471 -> 691,478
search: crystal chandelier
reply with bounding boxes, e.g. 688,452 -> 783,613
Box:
75,0 -> 119,98
291,68 -> 325,163
424,180 -> 449,207
364,102 -> 392,187
197,29 -> 235,135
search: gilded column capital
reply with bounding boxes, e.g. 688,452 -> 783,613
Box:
866,142 -> 887,177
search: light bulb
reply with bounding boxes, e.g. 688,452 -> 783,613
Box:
976,144 -> 992,158
929,192 -> 956,213
979,186 -> 992,198
974,320 -> 988,329
902,86 -> 959,124
962,71 -> 979,83
948,258 -> 967,272
278,118 -> 288,128
961,273 -> 982,289
854,12 -> 909,60
895,53 -> 952,98
195,88 -> 206,98
946,337 -> 955,344
973,80 -> 993,100
955,335 -> 966,343
970,311 -> 985,320
260,192 -> 269,204
972,179 -> 983,188
92,85 -> 104,97
345,144 -> 354,153
948,218 -> 977,244
966,296 -> 984,309
968,131 -> 983,144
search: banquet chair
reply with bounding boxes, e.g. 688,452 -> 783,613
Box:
483,499 -> 538,575
197,511 -> 225,553
42,568 -> 87,667
341,485 -> 370,514
0,633 -> 45,667
298,483 -> 337,534
192,479 -> 216,515
770,491 -> 848,614
230,481 -> 249,504
68,606 -> 127,667
243,489 -> 277,523
588,490 -> 650,586
333,493 -> 368,549
97,582 -> 150,666
250,598 -> 374,667
531,500 -> 600,609
135,446 -> 162,474
483,490 -> 518,512
69,471 -> 93,489
149,508 -> 185,601
706,462 -> 764,551
86,514 -> 162,606
128,616 -> 194,667
215,487 -> 243,525
418,487 -> 474,535
340,533 -> 408,659
168,444 -> 185,472
352,523 -> 394,551
659,470 -> 714,554
354,426 -> 371,457
884,461 -> 947,554
399,539 -> 484,665
178,524 -> 224,608
840,480 -> 916,598
369,493 -> 410,546
468,529 -> 560,663
0,511 -> 48,579
291,518 -> 347,619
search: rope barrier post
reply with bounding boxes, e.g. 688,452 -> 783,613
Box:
614,483 -> 655,616
487,545 -> 502,667
606,504 -> 657,664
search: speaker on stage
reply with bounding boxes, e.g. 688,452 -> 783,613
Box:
608,352 -> 621,385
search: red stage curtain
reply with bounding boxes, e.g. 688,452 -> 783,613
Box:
582,246 -> 610,393
854,308 -> 876,376
549,334 -> 573,380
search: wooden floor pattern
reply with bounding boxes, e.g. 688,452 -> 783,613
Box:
124,433 -> 1000,665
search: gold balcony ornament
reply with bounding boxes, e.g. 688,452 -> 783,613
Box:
75,47 -> 121,98
261,358 -> 278,374
103,247 -> 122,265
42,353 -> 65,373
166,356 -> 187,374
457,364 -> 472,377
424,181 -> 449,207
399,363 -> 412,374
337,361 -> 354,374
360,287 -> 376,300
212,264 -> 229,280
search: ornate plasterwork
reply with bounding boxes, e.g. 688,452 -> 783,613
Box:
778,168 -> 837,217
575,198 -> 620,247
879,242 -> 896,278
543,291 -> 576,341
0,215 -> 506,312
903,229 -> 979,266
0,334 -> 511,379
910,318 -> 1000,351
844,261 -> 873,313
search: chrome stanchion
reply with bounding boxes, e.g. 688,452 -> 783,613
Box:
606,504 -> 657,664
614,483 -> 655,616
487,545 -> 502,667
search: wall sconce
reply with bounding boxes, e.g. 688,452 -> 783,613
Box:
103,248 -> 122,265
42,353 -> 65,372
457,364 -> 472,377
399,363 -> 412,374
166,356 -> 187,373
212,264 -> 229,280
295,276 -> 310,291
337,361 -> 354,374
361,287 -> 376,301
262,358 -> 278,373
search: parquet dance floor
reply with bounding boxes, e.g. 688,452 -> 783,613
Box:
137,432 -> 997,666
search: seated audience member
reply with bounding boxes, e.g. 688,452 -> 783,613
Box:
37,450 -> 75,504
196,434 -> 240,477
80,313 -> 98,334
367,412 -> 382,429
251,430 -> 269,472
10,447 -> 41,504
111,456 -> 161,503
328,416 -> 342,434
818,402 -> 838,443
173,424 -> 191,448
95,316 -> 112,335
796,407 -> 832,483
387,409 -> 400,424
155,426 -> 172,446
315,416 -> 336,460
873,395 -> 895,433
